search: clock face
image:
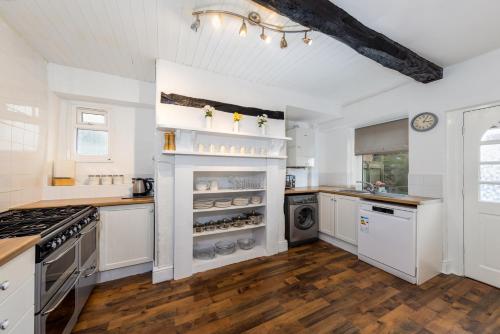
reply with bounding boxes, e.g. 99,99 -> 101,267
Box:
411,112 -> 438,132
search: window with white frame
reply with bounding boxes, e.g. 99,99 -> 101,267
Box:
74,106 -> 111,161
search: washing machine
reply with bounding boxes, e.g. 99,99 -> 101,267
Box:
285,194 -> 319,247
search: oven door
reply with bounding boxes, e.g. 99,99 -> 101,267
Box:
79,220 -> 97,269
77,255 -> 97,314
36,271 -> 79,334
36,235 -> 79,311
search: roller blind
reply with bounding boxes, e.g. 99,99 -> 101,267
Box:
355,118 -> 408,155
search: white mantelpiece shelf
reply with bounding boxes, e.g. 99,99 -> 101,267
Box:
192,246 -> 267,273
162,150 -> 287,160
193,203 -> 265,213
193,188 -> 265,195
157,124 -> 292,141
193,223 -> 265,237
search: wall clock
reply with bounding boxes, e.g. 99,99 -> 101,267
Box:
411,112 -> 438,132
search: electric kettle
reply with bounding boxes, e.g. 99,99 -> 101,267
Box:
132,178 -> 154,197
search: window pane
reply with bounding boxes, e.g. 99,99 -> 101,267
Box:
77,129 -> 108,156
362,152 -> 408,194
480,164 -> 500,182
81,112 -> 106,124
480,183 -> 500,202
481,127 -> 500,142
480,144 -> 500,162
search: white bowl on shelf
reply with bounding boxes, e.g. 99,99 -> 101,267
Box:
195,182 -> 209,191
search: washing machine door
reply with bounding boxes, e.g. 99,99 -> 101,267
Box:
294,205 -> 316,230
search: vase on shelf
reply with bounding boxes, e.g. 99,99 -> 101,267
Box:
233,122 -> 239,133
205,117 -> 212,129
260,125 -> 267,136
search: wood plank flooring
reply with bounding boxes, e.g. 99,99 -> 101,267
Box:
73,241 -> 500,334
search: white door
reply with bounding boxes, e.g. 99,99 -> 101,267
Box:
319,193 -> 334,236
334,195 -> 359,245
464,107 -> 500,288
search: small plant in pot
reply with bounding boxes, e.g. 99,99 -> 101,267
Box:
203,105 -> 215,129
257,114 -> 268,135
233,112 -> 243,132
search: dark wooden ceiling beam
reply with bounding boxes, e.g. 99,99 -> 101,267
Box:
251,0 -> 443,83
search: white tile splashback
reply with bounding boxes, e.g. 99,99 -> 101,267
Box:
0,17 -> 49,211
408,174 -> 443,198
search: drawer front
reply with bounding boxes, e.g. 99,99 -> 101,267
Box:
8,306 -> 34,334
0,275 -> 35,333
0,248 -> 35,305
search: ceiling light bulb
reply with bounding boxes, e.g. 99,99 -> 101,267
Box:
260,27 -> 271,43
211,14 -> 222,29
190,15 -> 200,32
239,20 -> 247,37
303,31 -> 312,45
280,33 -> 288,49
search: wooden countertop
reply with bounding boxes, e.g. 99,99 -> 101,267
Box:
285,186 -> 440,206
0,235 -> 39,266
15,196 -> 154,209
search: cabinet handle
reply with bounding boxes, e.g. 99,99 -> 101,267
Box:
0,319 -> 9,330
0,281 -> 9,291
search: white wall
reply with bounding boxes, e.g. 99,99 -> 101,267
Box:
0,17 -> 50,211
156,59 -> 340,137
318,47 -> 500,275
45,65 -> 156,199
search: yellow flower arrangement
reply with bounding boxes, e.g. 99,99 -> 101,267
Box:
233,112 -> 243,122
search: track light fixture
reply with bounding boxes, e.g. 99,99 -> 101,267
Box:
280,33 -> 288,49
190,14 -> 200,32
191,9 -> 312,49
303,31 -> 312,45
239,19 -> 247,37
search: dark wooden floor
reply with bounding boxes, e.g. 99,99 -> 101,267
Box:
73,241 -> 500,334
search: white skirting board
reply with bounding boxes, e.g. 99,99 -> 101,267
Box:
98,262 -> 153,283
152,265 -> 174,283
278,240 -> 288,253
319,232 -> 358,255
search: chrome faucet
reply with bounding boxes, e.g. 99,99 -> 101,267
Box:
357,181 -> 377,194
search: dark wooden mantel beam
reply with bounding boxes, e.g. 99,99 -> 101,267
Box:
251,0 -> 443,83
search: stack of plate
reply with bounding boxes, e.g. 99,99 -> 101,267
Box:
250,196 -> 262,204
193,200 -> 214,210
233,197 -> 249,206
214,199 -> 232,208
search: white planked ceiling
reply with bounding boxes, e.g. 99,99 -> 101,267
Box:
1,0 -> 500,107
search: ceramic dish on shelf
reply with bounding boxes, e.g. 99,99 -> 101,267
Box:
195,182 -> 209,191
246,211 -> 263,225
214,199 -> 232,208
237,238 -> 255,250
194,199 -> 214,209
233,197 -> 249,206
193,244 -> 216,260
250,195 -> 262,204
215,240 -> 236,255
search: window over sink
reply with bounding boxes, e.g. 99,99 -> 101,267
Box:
362,152 -> 409,195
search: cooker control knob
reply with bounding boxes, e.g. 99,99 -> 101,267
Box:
68,229 -> 74,236
77,224 -> 83,231
61,235 -> 66,242
51,241 -> 57,249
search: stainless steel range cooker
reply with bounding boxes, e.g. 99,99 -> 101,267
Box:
0,206 -> 99,334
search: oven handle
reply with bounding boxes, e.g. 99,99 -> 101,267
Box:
80,224 -> 96,236
41,274 -> 79,316
42,239 -> 78,266
84,265 -> 98,278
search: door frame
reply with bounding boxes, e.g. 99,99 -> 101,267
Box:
445,101 -> 500,276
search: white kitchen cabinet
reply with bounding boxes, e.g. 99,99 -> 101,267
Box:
99,204 -> 154,271
286,128 -> 315,167
0,247 -> 34,334
334,195 -> 359,245
319,193 -> 335,236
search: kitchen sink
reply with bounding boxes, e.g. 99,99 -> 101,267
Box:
372,192 -> 408,198
337,189 -> 371,194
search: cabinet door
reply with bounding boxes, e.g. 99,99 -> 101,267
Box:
319,193 -> 335,236
334,195 -> 359,245
99,204 -> 154,271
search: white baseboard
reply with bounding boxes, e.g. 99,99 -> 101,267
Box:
278,240 -> 288,253
152,265 -> 173,284
98,262 -> 153,283
319,232 -> 358,255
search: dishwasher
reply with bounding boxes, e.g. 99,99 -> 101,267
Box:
358,200 -> 418,283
